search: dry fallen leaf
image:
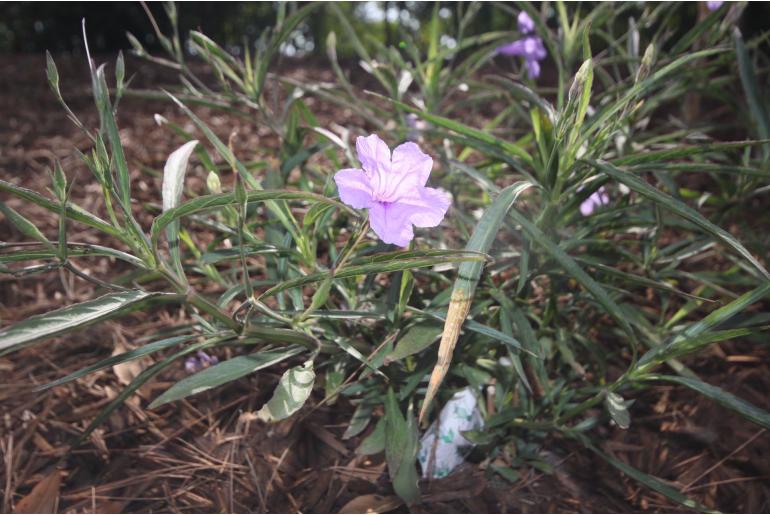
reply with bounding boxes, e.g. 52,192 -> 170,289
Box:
112,341 -> 145,386
13,470 -> 61,514
338,494 -> 402,514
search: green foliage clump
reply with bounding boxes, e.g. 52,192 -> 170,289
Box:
1,1 -> 769,510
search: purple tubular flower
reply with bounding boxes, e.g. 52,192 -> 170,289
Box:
706,1 -> 723,11
334,134 -> 451,247
518,11 -> 535,34
580,186 -> 610,216
184,357 -> 201,373
184,351 -> 219,374
496,35 -> 547,79
197,350 -> 218,366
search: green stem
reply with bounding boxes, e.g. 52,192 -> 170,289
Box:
159,265 -> 240,332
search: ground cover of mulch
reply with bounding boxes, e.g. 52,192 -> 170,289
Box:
1,52 -> 769,513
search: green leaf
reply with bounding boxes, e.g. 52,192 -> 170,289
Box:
356,417 -> 386,455
165,92 -> 256,186
387,321 -> 443,362
38,334 -> 196,390
162,140 -> 199,212
0,180 -> 123,241
0,242 -> 144,269
735,28 -> 770,156
45,50 -> 60,92
343,401 -> 374,440
646,374 -> 770,431
259,251 -> 486,300
582,439 -> 716,513
507,208 -> 638,346
384,388 -> 420,504
257,360 -> 316,422
0,202 -> 54,250
636,327 -> 756,373
200,244 -> 297,264
93,65 -> 131,209
368,91 -> 533,164
592,159 -> 770,280
613,140 -> 769,166
636,282 -> 770,372
152,189 -> 348,250
149,345 -> 305,408
0,290 -> 182,356
161,140 -> 199,278
77,335 -> 226,445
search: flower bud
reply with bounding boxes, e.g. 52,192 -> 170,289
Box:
207,171 -> 222,194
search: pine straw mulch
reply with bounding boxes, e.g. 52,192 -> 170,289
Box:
1,53 -> 769,513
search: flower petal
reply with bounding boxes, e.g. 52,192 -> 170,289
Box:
334,168 -> 374,209
530,37 -> 547,60
391,141 -> 433,187
356,134 -> 391,177
400,187 -> 452,228
496,40 -> 526,57
518,11 -> 535,34
369,202 -> 414,247
525,58 -> 541,79
579,197 -> 596,216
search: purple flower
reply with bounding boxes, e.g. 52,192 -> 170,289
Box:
496,36 -> 547,79
184,357 -> 201,373
706,1 -> 723,10
518,11 -> 535,34
580,186 -> 610,216
405,113 -> 429,142
197,350 -> 219,366
184,351 -> 219,374
334,134 -> 451,247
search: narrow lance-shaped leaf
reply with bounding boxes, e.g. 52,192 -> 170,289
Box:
367,91 -> 533,164
0,179 -> 124,241
508,208 -> 637,344
385,388 -> 420,504
149,345 -> 305,408
161,140 -> 199,279
420,182 -> 533,422
162,140 -> 199,212
93,64 -> 132,209
645,374 -> 770,431
581,438 -> 716,513
592,159 -> 770,280
635,281 -> 770,372
77,335 -> 228,446
257,360 -> 316,422
0,202 -> 55,251
0,290 -> 183,356
38,334 -> 196,390
259,251 -> 487,301
734,29 -> 770,147
151,189 -> 349,250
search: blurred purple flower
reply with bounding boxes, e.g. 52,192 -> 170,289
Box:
197,350 -> 218,366
518,11 -> 535,34
580,186 -> 610,216
184,350 -> 219,374
184,357 -> 199,373
496,35 -> 547,79
706,1 -> 724,10
334,134 -> 451,247
406,113 -> 429,142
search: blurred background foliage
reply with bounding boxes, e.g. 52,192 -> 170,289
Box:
2,1 -> 769,58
